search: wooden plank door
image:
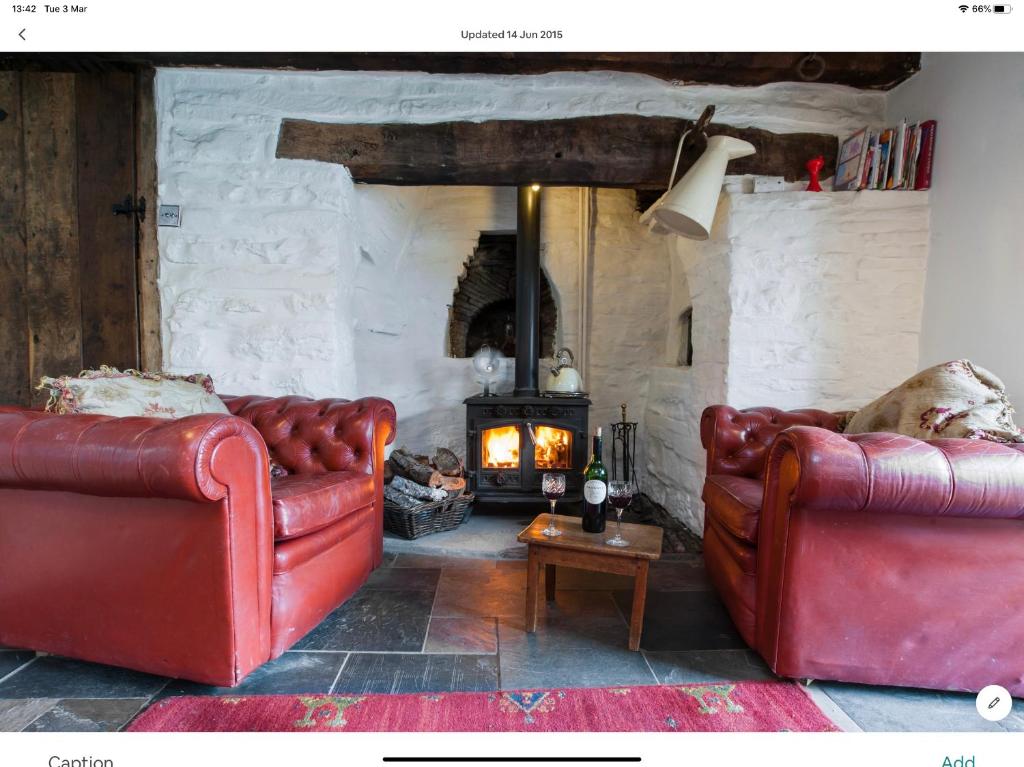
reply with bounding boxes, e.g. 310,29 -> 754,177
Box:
0,69 -> 153,407
21,72 -> 83,393
76,71 -> 140,372
0,72 -> 29,406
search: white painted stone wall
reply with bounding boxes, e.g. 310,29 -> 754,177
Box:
644,210 -> 732,529
887,54 -> 1024,406
643,191 -> 930,533
155,67 -> 889,494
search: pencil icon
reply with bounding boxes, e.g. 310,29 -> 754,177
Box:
988,696 -> 1001,710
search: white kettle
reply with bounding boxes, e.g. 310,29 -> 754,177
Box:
543,348 -> 584,394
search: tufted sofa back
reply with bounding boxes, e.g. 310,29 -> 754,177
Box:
222,395 -> 396,476
700,405 -> 844,480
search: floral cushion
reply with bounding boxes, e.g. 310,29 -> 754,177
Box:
844,359 -> 1023,443
38,367 -> 231,419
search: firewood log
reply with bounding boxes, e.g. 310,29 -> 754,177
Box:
432,447 -> 463,477
390,448 -> 442,487
384,484 -> 422,509
383,462 -> 394,485
438,476 -> 466,494
390,475 -> 447,502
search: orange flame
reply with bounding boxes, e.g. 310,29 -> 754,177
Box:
482,425 -> 520,468
535,425 -> 571,469
481,424 -> 572,470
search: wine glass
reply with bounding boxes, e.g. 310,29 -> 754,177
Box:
541,473 -> 566,537
606,480 -> 633,547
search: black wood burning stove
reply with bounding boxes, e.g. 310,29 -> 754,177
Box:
465,394 -> 590,503
464,185 -> 591,503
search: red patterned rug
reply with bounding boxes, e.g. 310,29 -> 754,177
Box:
128,682 -> 838,732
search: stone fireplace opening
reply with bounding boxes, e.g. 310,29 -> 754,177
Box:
448,233 -> 557,359
462,188 -> 590,506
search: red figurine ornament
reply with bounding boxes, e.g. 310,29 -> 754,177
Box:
805,155 -> 825,192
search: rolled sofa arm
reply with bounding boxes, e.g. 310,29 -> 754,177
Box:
700,405 -> 843,479
0,409 -> 269,502
222,395 -> 397,476
765,426 -> 1024,520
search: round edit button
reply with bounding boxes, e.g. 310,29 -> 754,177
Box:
976,685 -> 1012,722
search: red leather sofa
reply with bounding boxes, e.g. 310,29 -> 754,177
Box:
701,405 -> 1024,695
0,394 -> 396,686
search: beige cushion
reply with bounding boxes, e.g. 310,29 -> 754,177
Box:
39,367 -> 230,419
845,359 -> 1023,443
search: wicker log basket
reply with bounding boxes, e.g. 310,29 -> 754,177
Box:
383,491 -> 475,540
383,446 -> 473,539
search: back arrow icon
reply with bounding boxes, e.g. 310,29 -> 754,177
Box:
18,29 -> 25,40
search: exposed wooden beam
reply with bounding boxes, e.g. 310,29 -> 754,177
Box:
0,53 -> 921,90
276,115 -> 838,188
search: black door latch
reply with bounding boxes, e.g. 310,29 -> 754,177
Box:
112,195 -> 146,222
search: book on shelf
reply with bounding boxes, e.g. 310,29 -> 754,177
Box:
914,120 -> 937,190
833,127 -> 868,191
834,120 -> 936,191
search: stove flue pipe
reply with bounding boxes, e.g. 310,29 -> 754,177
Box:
514,184 -> 542,396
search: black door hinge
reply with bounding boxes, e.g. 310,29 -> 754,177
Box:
112,195 -> 146,222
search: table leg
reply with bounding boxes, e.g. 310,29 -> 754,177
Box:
525,546 -> 540,633
545,564 -> 556,602
628,559 -> 650,651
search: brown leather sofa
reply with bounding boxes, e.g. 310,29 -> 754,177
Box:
701,405 -> 1024,695
0,394 -> 395,686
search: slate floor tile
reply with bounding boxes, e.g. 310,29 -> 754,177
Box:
161,652 -> 347,697
0,699 -> 57,732
0,651 -> 36,681
612,589 -> 747,652
496,546 -> 528,560
364,567 -> 441,590
432,568 -> 528,618
494,558 -> 527,570
552,566 -> 633,591
424,618 -> 498,654
332,653 -> 499,694
391,554 -> 495,570
497,615 -> 658,690
433,566 -> 624,621
292,590 -> 434,652
542,591 -> 623,619
818,682 -> 1024,733
648,557 -> 711,592
0,657 -> 168,700
22,698 -> 148,732
642,649 -> 774,684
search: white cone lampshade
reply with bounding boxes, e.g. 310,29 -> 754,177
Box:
653,135 -> 756,240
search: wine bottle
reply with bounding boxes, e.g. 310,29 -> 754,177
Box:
581,427 -> 608,533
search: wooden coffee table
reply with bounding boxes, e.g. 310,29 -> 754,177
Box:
517,513 -> 663,651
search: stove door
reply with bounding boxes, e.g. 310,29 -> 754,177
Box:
530,424 -> 573,470
481,423 -> 521,469
524,421 -> 581,498
476,421 -> 523,492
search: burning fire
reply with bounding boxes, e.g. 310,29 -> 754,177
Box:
534,425 -> 571,469
482,425 -> 520,468
481,424 -> 572,469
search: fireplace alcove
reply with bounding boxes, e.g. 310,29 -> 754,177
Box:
448,233 -> 558,359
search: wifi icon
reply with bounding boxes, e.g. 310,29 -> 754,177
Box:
959,3 -> 969,9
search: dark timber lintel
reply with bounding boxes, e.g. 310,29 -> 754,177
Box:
276,115 -> 838,192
